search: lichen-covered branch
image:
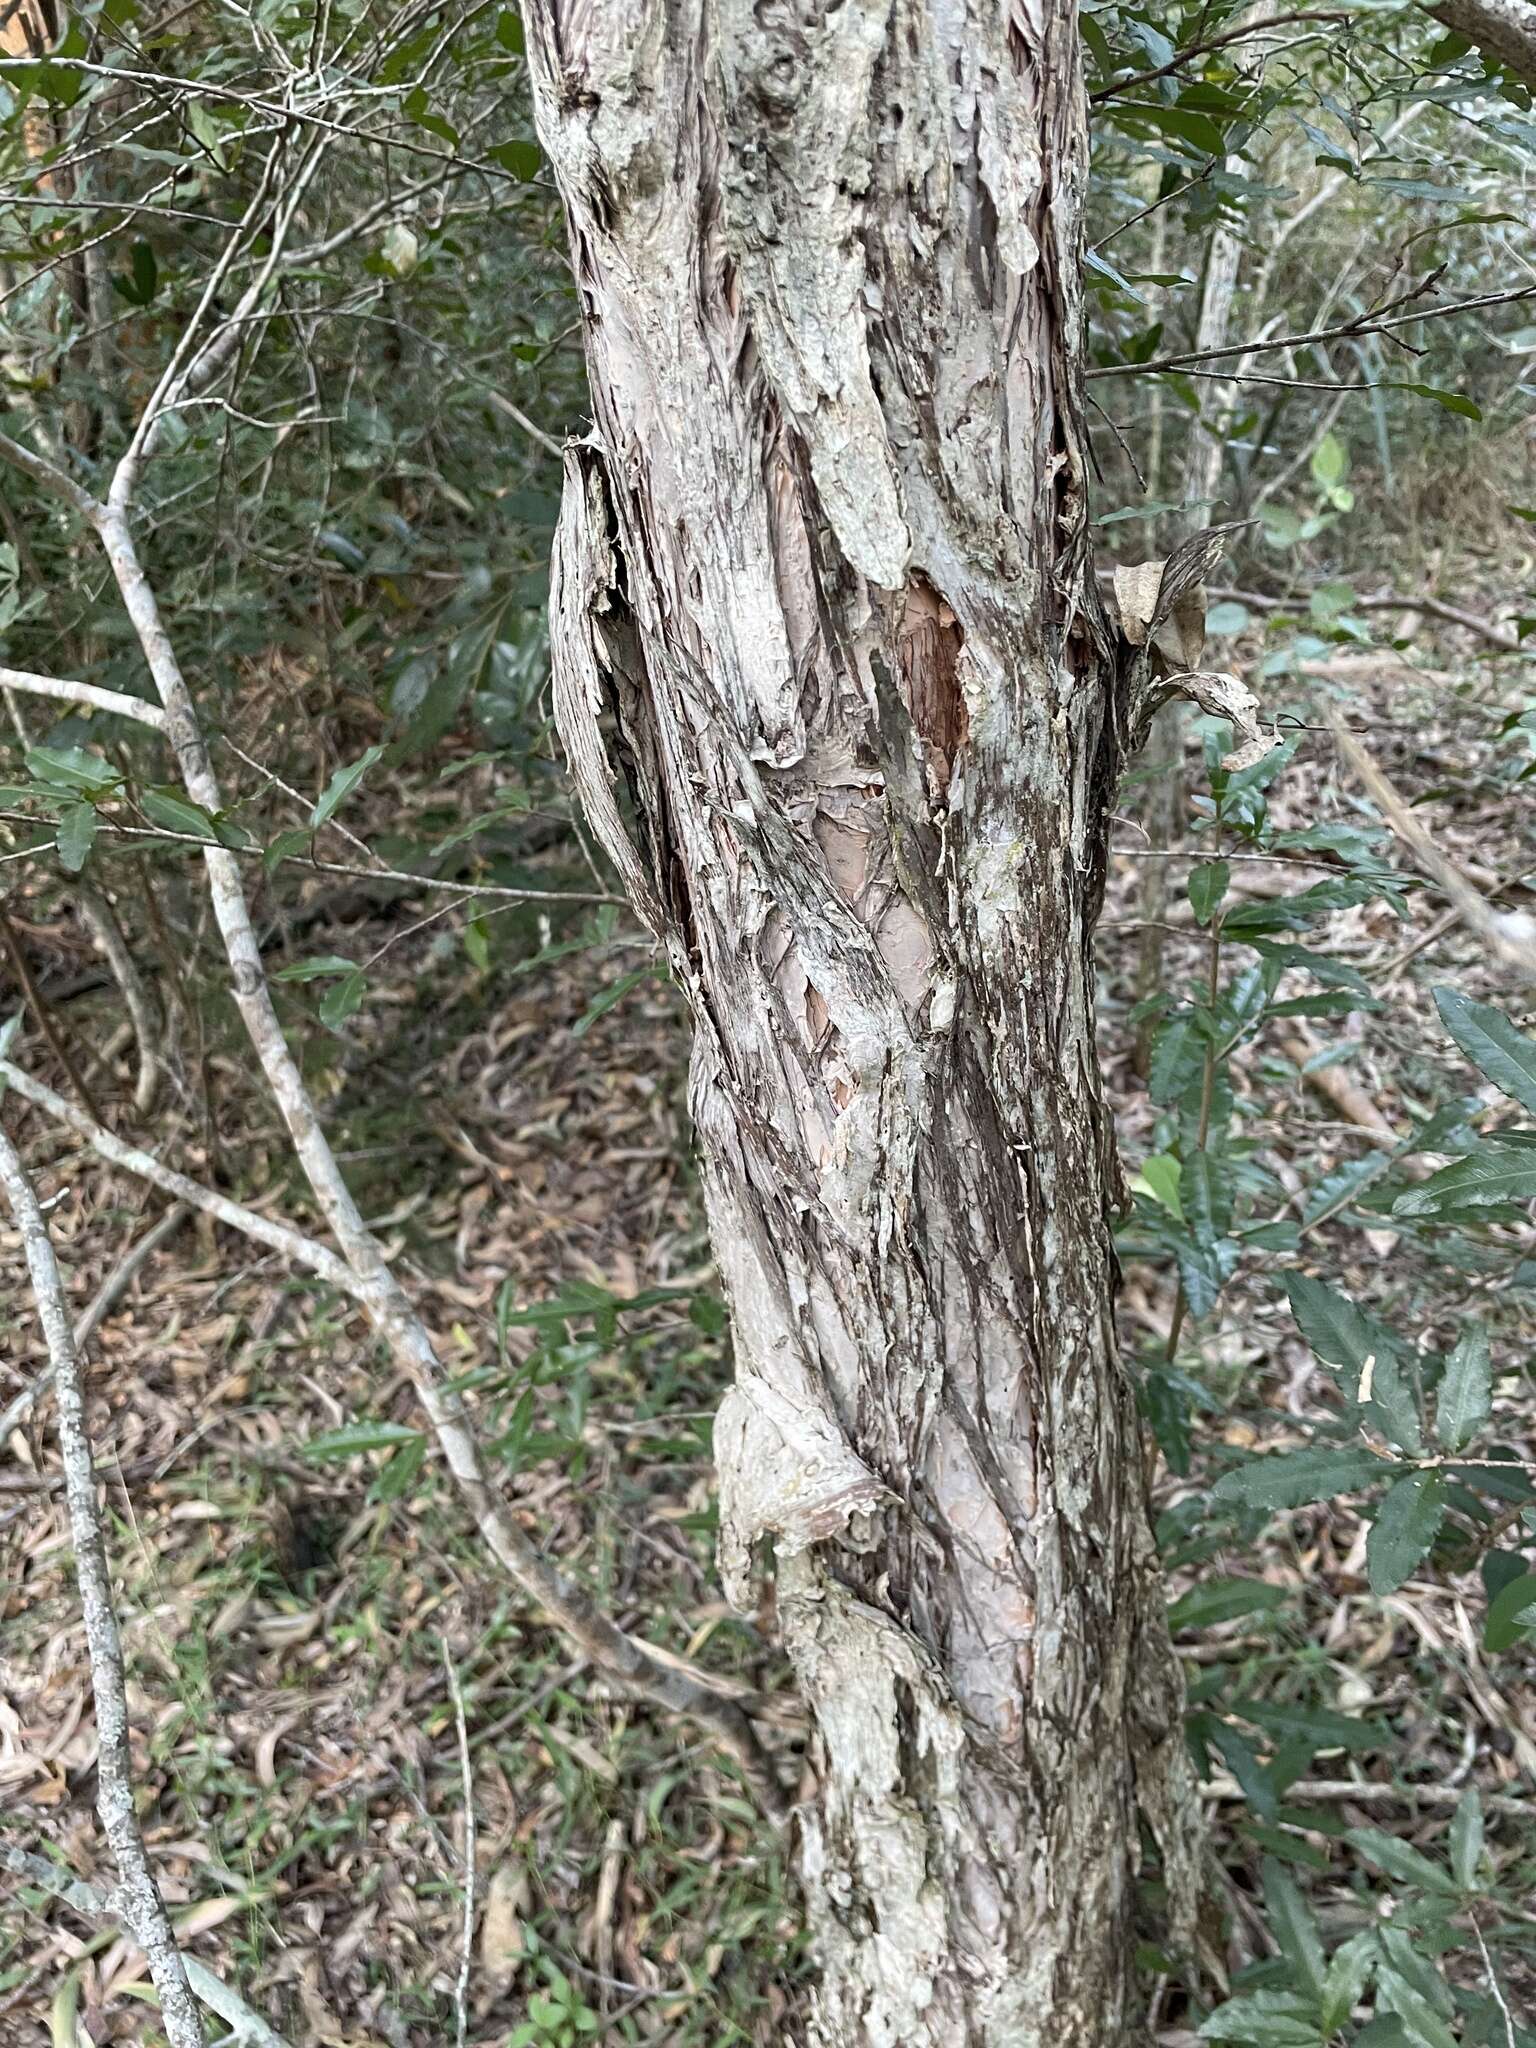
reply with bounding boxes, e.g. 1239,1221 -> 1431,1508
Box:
0,1129 -> 204,2048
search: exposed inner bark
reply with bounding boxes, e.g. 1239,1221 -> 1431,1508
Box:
526,5 -> 1199,2041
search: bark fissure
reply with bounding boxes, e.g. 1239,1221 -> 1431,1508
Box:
528,4 -> 1199,2040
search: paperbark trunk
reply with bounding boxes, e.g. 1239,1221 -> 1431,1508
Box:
524,5 -> 1199,2041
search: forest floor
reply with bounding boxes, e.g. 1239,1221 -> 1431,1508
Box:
1,602 -> 1534,2045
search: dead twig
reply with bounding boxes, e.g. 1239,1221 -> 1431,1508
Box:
1329,712 -> 1536,988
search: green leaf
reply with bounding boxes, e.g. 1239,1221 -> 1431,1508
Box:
141,786 -> 220,842
55,803 -> 97,874
312,744 -> 386,827
302,1422 -> 425,1461
1311,432 -> 1348,489
1116,100 -> 1228,157
1435,1324 -> 1491,1450
463,916 -> 491,972
1403,382 -> 1482,421
1136,1153 -> 1184,1218
1282,1275 -> 1422,1453
1167,1578 -> 1286,1632
1432,985 -> 1536,1116
1189,860 -> 1230,926
1450,1786 -> 1484,1890
1320,1932 -> 1376,2034
1205,601 -> 1251,636
1236,1700 -> 1388,1754
1211,1446 -> 1387,1511
1366,1471 -> 1447,1595
264,826 -> 315,874
26,745 -> 118,796
1198,1989 -> 1323,2043
1149,1011 -> 1201,1106
572,966 -> 662,1039
1483,1569 -> 1536,1652
1346,1827 -> 1459,1895
488,138 -> 542,179
1374,1967 -> 1458,2048
273,955 -> 356,982
1393,1145 -> 1536,1216
1261,1859 -> 1326,2002
319,969 -> 366,1029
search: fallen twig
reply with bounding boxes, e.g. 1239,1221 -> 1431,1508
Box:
1329,712 -> 1536,987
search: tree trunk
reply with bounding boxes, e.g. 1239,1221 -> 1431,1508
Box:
524,5 -> 1199,2040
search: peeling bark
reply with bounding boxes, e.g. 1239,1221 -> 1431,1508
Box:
526,5 -> 1199,2041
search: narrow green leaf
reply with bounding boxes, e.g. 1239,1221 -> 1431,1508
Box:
26,744 -> 118,795
1432,985 -> 1536,1116
1283,1274 -> 1422,1452
1483,1570 -> 1536,1652
1320,1932 -> 1376,2034
1393,1145 -> 1536,1216
318,969 -> 366,1029
1261,1858 -> 1326,2002
1374,1968 -> 1458,2048
55,803 -> 97,874
1136,1153 -> 1184,1218
1236,1699 -> 1388,1754
1189,860 -> 1230,926
1149,1012 -> 1201,1106
141,786 -> 220,842
1211,1446 -> 1387,1511
572,966 -> 661,1039
1198,1989 -> 1322,2042
1167,1578 -> 1286,1632
1435,1324 -> 1491,1450
264,826 -> 315,874
312,743 -> 386,827
1346,1826 -> 1459,1895
1366,1470 -> 1446,1594
303,1422 -> 425,1461
273,954 -> 356,982
1403,382 -> 1482,421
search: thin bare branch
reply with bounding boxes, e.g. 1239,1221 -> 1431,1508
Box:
0,665 -> 168,731
0,1130 -> 203,2048
1208,583 -> 1523,653
0,1061 -> 356,1285
1328,711 -> 1536,985
3,1052 -> 788,1817
0,428 -> 103,519
0,1845 -> 292,2048
443,1641 -> 475,2048
0,1201 -> 187,1444
1090,10 -> 1348,101
1089,278 -> 1536,378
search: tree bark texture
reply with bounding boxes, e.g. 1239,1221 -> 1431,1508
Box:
524,5 -> 1199,2041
